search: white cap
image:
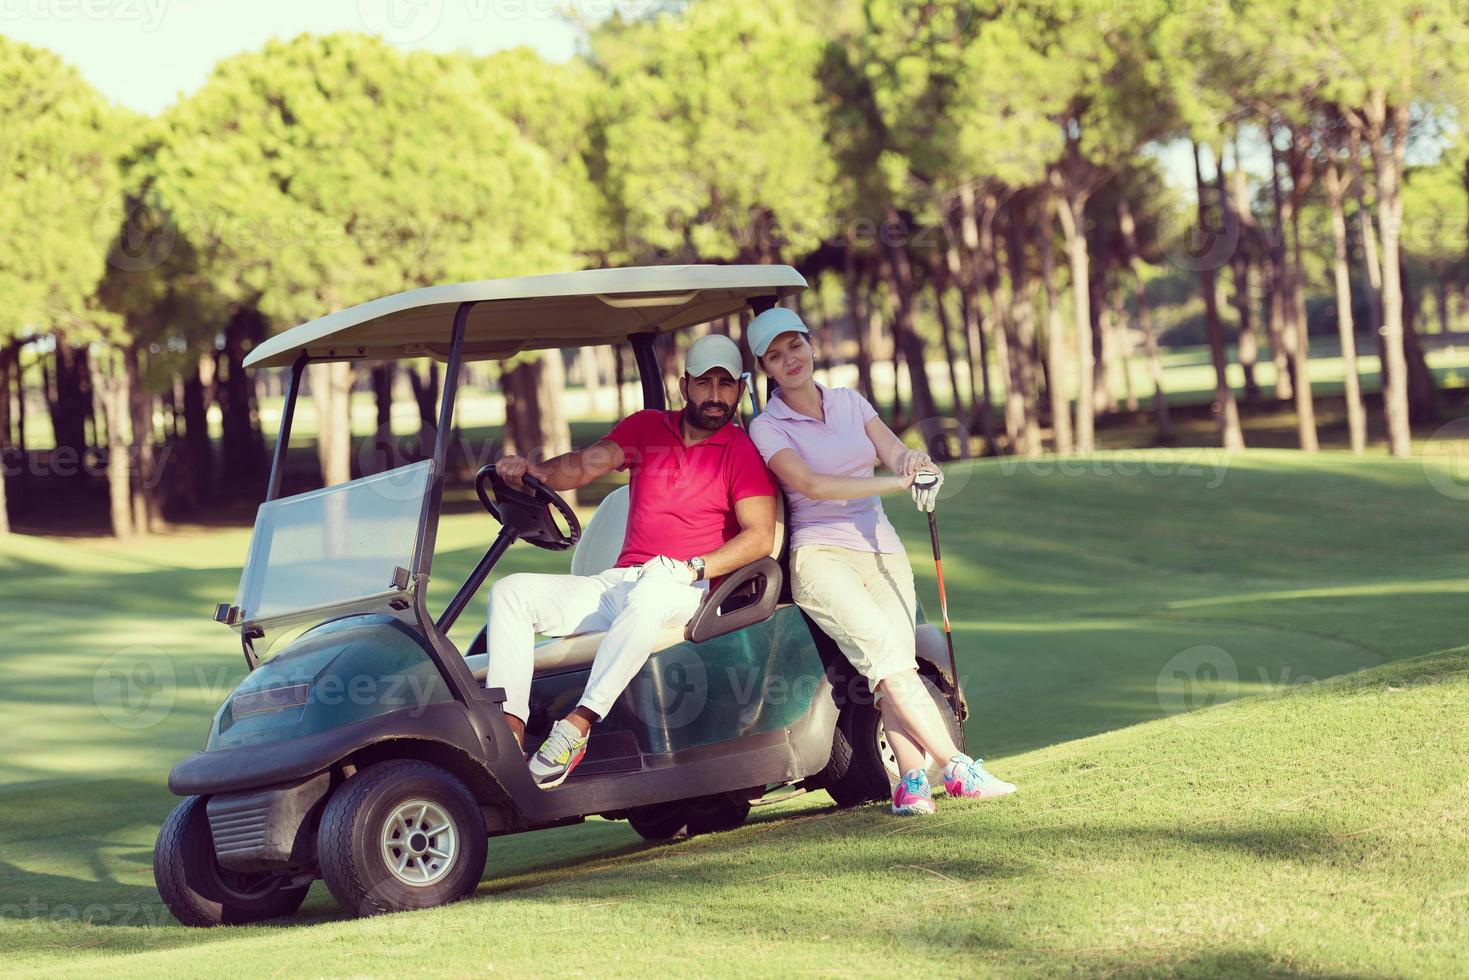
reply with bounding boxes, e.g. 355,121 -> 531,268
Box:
684,333 -> 743,380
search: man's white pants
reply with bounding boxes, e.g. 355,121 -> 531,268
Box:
484,567 -> 708,723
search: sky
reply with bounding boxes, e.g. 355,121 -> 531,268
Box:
0,0 -> 582,114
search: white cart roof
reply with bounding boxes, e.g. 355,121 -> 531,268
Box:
243,264 -> 807,369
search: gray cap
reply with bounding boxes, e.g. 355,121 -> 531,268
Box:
685,333 -> 743,379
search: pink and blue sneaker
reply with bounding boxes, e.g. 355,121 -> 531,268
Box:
891,768 -> 937,816
942,754 -> 1017,800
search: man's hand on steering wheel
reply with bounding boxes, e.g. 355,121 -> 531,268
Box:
495,454 -> 550,490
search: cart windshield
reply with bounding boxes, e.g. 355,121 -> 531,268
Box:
233,461 -> 432,629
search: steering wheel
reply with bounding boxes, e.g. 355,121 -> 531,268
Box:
474,464 -> 582,551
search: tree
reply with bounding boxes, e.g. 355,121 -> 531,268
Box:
148,35 -> 576,487
596,0 -> 836,264
0,38 -> 123,534
1271,0 -> 1464,455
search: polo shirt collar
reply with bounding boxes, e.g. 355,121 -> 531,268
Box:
763,382 -> 828,422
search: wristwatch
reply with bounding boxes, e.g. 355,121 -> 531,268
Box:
686,556 -> 706,581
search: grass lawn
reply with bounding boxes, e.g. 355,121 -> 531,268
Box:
1,450 -> 1467,975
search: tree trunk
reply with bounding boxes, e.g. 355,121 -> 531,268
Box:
1042,193 -> 1074,453
124,343 -> 158,532
1399,249 -> 1439,423
1193,142 -> 1246,451
1288,201 -> 1320,451
1003,196 -> 1043,455
977,199 -> 1022,452
92,347 -> 133,538
181,359 -> 212,509
408,363 -> 440,460
1090,269 -> 1114,417
954,188 -> 999,451
613,344 -> 626,418
218,308 -> 267,491
1368,97 -> 1413,456
371,363 -> 395,472
502,353 -> 576,507
944,236 -> 993,452
1050,173 -> 1096,452
1325,158 -> 1368,455
1348,127 -> 1387,377
880,206 -> 938,422
46,341 -> 92,459
0,342 -> 11,534
930,259 -> 965,420
310,361 -> 354,488
1110,286 -> 1138,412
1266,147 -> 1296,401
844,248 -> 877,406
1225,141 -> 1262,403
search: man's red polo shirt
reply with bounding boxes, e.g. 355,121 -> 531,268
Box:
603,410 -> 775,568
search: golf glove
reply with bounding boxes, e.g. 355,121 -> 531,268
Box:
639,554 -> 695,586
911,469 -> 943,513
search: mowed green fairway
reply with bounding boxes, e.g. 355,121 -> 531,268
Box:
1,450 -> 1467,976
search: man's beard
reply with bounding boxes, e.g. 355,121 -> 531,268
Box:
684,400 -> 735,432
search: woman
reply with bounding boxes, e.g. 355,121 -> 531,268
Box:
745,307 -> 1016,816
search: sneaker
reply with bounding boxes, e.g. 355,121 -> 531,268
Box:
891,768 -> 937,816
528,719 -> 589,789
942,754 -> 1017,800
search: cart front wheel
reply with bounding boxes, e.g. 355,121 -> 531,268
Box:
153,795 -> 310,927
317,760 -> 487,917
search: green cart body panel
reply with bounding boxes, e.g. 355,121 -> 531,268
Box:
207,615 -> 453,751
528,604 -> 826,755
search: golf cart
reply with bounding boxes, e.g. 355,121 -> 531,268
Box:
153,265 -> 967,925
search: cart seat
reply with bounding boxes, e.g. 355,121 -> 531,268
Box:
462,484 -> 785,681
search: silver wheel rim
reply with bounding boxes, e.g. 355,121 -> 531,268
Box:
379,799 -> 457,886
877,722 -> 900,784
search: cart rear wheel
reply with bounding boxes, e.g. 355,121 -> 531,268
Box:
626,792 -> 751,841
153,795 -> 310,927
821,674 -> 960,808
317,760 -> 487,917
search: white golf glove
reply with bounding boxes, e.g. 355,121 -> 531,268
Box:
910,469 -> 943,513
638,555 -> 695,585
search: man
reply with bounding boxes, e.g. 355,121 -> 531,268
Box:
486,333 -> 777,788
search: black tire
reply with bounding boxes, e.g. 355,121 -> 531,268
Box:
626,792 -> 752,841
317,760 -> 487,918
821,674 -> 962,808
153,795 -> 310,927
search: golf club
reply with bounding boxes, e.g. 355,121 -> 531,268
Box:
913,471 -> 967,753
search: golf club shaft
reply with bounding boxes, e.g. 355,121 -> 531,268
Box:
926,510 -> 968,753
